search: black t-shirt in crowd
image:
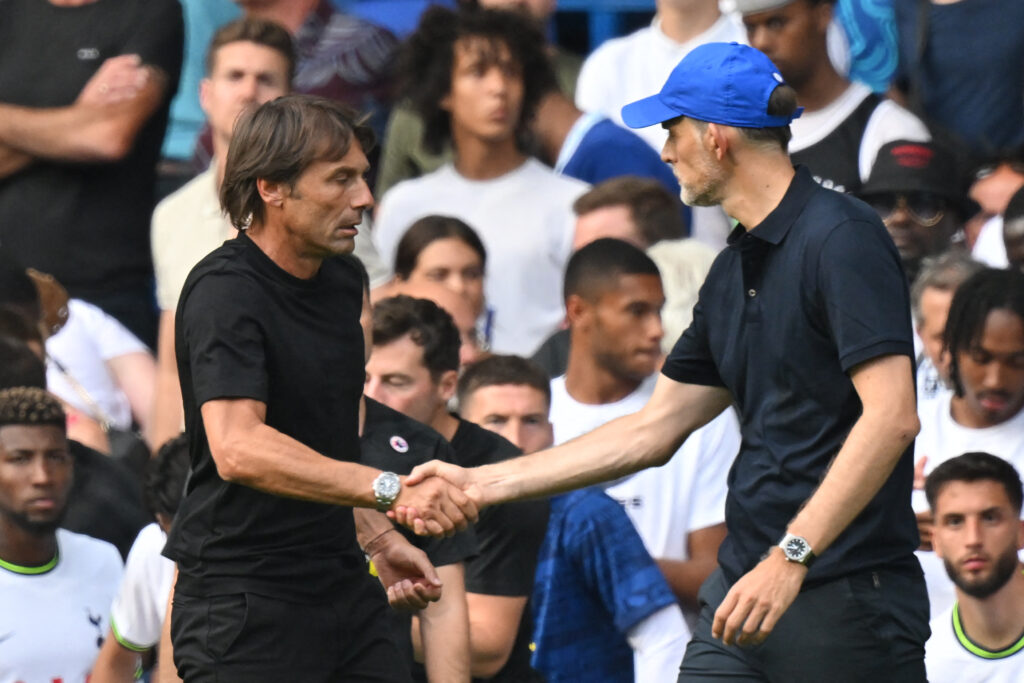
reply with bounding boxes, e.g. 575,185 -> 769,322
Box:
451,418 -> 549,683
165,233 -> 371,602
361,398 -> 477,675
0,0 -> 183,298
662,166 -> 919,587
63,440 -> 150,560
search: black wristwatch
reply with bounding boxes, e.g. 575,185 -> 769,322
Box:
778,533 -> 816,568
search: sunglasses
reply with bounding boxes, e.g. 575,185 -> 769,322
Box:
867,193 -> 946,226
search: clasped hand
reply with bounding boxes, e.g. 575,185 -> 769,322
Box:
390,470 -> 479,537
389,461 -> 482,536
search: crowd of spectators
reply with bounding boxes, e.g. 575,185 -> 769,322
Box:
0,0 -> 1021,680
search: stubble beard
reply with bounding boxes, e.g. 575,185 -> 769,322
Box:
945,545 -> 1020,600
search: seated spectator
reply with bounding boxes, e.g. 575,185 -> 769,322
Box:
0,387 -> 123,682
924,453 -> 1024,681
1004,187 -> 1024,270
533,178 -> 715,375
546,239 -> 739,624
858,140 -> 968,283
454,355 -> 689,682
91,435 -> 189,682
913,268 -> 1024,618
373,6 -> 588,355
376,0 -> 581,197
366,295 -> 549,681
380,214 -> 489,332
0,0 -> 184,349
909,252 -> 983,405
738,0 -> 929,194
970,155 -> 1024,267
149,17 -> 293,452
390,281 -> 491,369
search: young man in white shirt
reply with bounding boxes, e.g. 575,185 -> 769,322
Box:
737,0 -> 929,193
0,387 -> 123,683
914,268 -> 1024,618
548,238 -> 739,624
924,452 -> 1024,682
372,6 -> 588,355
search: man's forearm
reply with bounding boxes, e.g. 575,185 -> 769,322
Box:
354,508 -> 396,549
417,564 -> 470,682
0,142 -> 32,178
657,523 -> 727,610
786,391 -> 918,552
473,380 -> 732,505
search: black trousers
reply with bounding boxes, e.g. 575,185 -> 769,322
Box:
171,585 -> 412,683
679,566 -> 930,682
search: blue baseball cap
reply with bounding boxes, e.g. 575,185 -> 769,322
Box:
621,42 -> 803,129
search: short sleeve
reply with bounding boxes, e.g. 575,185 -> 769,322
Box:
123,0 -> 183,86
179,272 -> 269,406
661,289 -> 726,387
817,220 -> 915,372
565,493 -> 677,634
109,525 -> 175,651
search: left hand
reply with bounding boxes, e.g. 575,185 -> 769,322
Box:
366,529 -> 443,611
711,548 -> 807,647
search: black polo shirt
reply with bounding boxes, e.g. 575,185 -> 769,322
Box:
662,166 -> 919,586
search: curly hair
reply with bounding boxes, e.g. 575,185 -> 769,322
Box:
399,5 -> 557,154
944,268 -> 1024,397
0,386 -> 65,429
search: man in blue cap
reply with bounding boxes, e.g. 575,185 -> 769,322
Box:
398,42 -> 929,681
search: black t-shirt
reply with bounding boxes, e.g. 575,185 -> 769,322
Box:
0,0 -> 183,297
361,398 -> 477,676
662,166 -> 919,586
451,418 -> 549,683
361,397 -> 477,567
165,233 -> 370,602
62,440 -> 150,560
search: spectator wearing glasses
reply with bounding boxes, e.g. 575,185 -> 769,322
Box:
859,140 -> 968,283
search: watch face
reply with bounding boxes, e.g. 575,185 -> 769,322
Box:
784,536 -> 809,559
375,473 -> 401,503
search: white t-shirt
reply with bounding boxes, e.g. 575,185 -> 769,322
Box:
109,523 -> 175,651
926,603 -> 1024,683
372,159 -> 588,355
151,164 -> 235,312
916,354 -> 952,408
549,373 -> 739,562
0,529 -> 123,683
46,299 -> 150,430
913,395 -> 1024,618
972,216 -> 1010,268
789,81 -> 930,188
574,15 -> 747,252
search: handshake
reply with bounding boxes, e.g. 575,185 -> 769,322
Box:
387,461 -> 485,537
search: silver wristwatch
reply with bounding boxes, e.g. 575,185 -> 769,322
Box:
372,471 -> 401,511
778,533 -> 816,568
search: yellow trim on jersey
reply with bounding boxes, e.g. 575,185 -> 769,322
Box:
953,602 -> 1024,660
0,549 -> 58,575
110,616 -> 152,653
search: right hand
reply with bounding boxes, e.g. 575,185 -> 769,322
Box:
389,461 -> 484,533
391,473 -> 479,538
77,54 -> 150,105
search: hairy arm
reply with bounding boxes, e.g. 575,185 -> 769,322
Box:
656,523 -> 727,612
713,354 -> 920,646
401,377 -> 732,510
202,398 -> 476,534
